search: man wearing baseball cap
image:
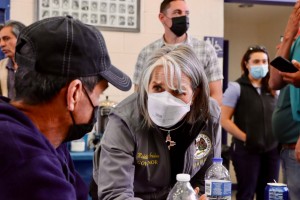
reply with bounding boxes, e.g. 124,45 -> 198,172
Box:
0,16 -> 131,199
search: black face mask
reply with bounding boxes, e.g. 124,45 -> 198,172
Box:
64,87 -> 98,142
170,15 -> 189,37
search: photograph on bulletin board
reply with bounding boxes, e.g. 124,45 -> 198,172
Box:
38,0 -> 140,32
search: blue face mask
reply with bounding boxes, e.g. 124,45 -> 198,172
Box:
249,64 -> 269,79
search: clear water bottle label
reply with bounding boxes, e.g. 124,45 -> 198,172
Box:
205,180 -> 232,197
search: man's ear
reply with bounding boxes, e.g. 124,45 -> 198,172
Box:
66,80 -> 83,111
159,13 -> 165,24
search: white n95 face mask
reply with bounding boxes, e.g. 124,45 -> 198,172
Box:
147,91 -> 191,128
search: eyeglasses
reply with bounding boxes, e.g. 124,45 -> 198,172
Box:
248,45 -> 267,51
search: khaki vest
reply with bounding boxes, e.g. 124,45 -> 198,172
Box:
0,58 -> 9,97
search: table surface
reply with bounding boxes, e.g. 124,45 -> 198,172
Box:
70,151 -> 94,160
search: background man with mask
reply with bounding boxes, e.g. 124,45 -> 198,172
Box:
0,16 -> 131,200
132,0 -> 223,105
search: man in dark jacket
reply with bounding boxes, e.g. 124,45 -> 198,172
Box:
0,16 -> 131,199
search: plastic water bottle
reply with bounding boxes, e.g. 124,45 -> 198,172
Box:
167,173 -> 198,200
205,157 -> 232,200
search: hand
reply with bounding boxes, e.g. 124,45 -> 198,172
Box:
279,60 -> 300,87
194,187 -> 200,195
295,136 -> 300,162
198,194 -> 207,200
194,187 -> 207,200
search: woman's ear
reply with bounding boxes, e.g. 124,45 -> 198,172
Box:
191,88 -> 200,105
158,13 -> 164,23
66,80 -> 83,111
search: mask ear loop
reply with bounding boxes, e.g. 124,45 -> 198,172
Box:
189,88 -> 199,106
81,86 -> 99,124
188,92 -> 194,106
161,13 -> 172,28
69,111 -> 76,125
69,86 -> 95,126
82,86 -> 95,108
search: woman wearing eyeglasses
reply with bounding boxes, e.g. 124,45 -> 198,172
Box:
221,45 -> 280,200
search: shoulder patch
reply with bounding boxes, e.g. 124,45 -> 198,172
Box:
194,133 -> 212,160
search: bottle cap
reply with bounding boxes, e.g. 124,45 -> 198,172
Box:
70,139 -> 85,152
176,173 -> 191,182
213,157 -> 223,163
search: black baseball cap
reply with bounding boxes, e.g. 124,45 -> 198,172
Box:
15,16 -> 131,91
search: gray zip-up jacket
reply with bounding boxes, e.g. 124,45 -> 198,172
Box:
93,93 -> 221,200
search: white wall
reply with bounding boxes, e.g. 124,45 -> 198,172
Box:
9,0 -> 224,103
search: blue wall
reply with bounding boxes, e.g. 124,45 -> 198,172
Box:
0,0 -> 10,59
0,0 -> 10,22
224,0 -> 295,6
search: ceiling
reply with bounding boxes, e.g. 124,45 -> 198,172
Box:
224,2 -> 293,24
